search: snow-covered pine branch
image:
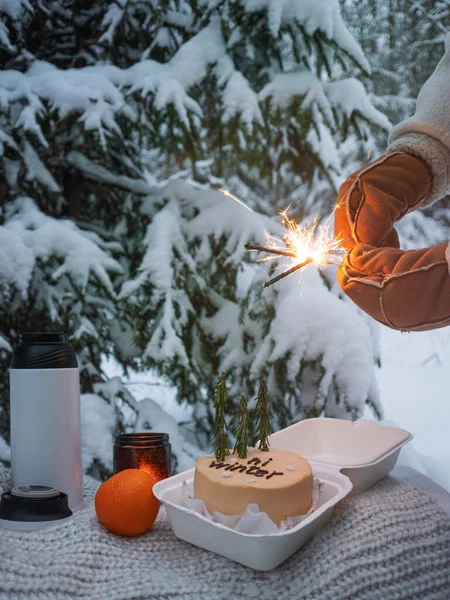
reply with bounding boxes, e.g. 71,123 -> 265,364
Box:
0,0 -> 389,212
1,197 -> 122,299
117,178 -> 382,445
0,0 -> 388,474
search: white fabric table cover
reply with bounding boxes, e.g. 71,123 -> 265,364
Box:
0,464 -> 449,600
392,466 -> 450,517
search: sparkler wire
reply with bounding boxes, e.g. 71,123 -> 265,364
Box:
244,243 -> 297,259
263,258 -> 314,288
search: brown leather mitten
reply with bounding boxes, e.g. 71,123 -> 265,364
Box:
337,243 -> 450,331
335,151 -> 450,331
335,153 -> 432,251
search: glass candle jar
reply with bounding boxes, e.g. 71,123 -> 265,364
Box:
113,433 -> 171,482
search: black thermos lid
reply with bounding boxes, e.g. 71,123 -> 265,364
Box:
0,486 -> 73,522
10,332 -> 78,369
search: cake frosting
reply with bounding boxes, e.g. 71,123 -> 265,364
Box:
194,447 -> 313,526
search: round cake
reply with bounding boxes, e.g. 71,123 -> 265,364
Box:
194,447 -> 313,526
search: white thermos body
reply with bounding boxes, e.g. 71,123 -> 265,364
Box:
10,333 -> 83,509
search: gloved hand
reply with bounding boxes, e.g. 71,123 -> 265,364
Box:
334,34 -> 450,332
338,242 -> 449,331
334,152 -> 431,252
335,153 -> 450,331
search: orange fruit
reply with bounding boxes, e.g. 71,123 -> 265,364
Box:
95,469 -> 160,536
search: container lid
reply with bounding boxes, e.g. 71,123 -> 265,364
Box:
19,333 -> 68,345
0,485 -> 73,522
268,418 -> 412,468
10,332 -> 78,369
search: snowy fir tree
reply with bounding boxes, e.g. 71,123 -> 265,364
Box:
342,0 -> 450,249
0,0 -> 389,476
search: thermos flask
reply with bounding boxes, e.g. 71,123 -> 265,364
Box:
10,333 -> 83,509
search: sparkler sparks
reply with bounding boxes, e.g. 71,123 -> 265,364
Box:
218,186 -> 343,288
246,208 -> 344,288
276,208 -> 342,266
218,188 -> 253,212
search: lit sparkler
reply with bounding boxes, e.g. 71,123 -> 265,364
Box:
246,208 -> 344,288
218,187 -> 344,288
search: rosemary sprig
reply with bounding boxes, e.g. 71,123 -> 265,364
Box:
233,394 -> 249,459
212,372 -> 230,462
254,379 -> 271,451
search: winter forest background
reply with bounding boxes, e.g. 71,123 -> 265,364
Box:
0,1 -> 449,483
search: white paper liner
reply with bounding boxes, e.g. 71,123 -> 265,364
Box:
181,475 -> 322,535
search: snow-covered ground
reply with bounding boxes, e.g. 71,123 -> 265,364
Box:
370,326 -> 450,492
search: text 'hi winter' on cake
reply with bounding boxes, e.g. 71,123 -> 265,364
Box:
194,447 -> 313,526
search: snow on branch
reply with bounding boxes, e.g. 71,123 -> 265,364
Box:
156,16 -> 225,90
120,198 -> 198,367
0,7 -> 380,149
0,0 -> 32,20
120,18 -> 225,123
0,435 -> 10,463
0,0 -> 33,53
259,71 -> 390,135
201,293 -> 248,374
259,70 -> 335,125
100,0 -> 127,44
67,151 -> 153,195
0,19 -> 226,143
186,185 -> 279,260
0,224 -> 34,297
120,198 -> 196,300
242,0 -> 370,73
0,20 -> 14,53
2,197 -> 122,295
24,142 -> 60,193
324,79 -> 391,131
119,179 -> 282,371
0,59 -> 128,144
247,264 -> 380,418
217,56 -> 263,129
0,334 -> 12,352
81,393 -> 116,473
306,123 -> 341,175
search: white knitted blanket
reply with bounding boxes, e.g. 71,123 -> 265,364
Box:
0,464 -> 449,600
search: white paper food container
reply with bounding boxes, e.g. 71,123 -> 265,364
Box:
153,464 -> 351,571
153,418 -> 412,571
269,418 -> 413,495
